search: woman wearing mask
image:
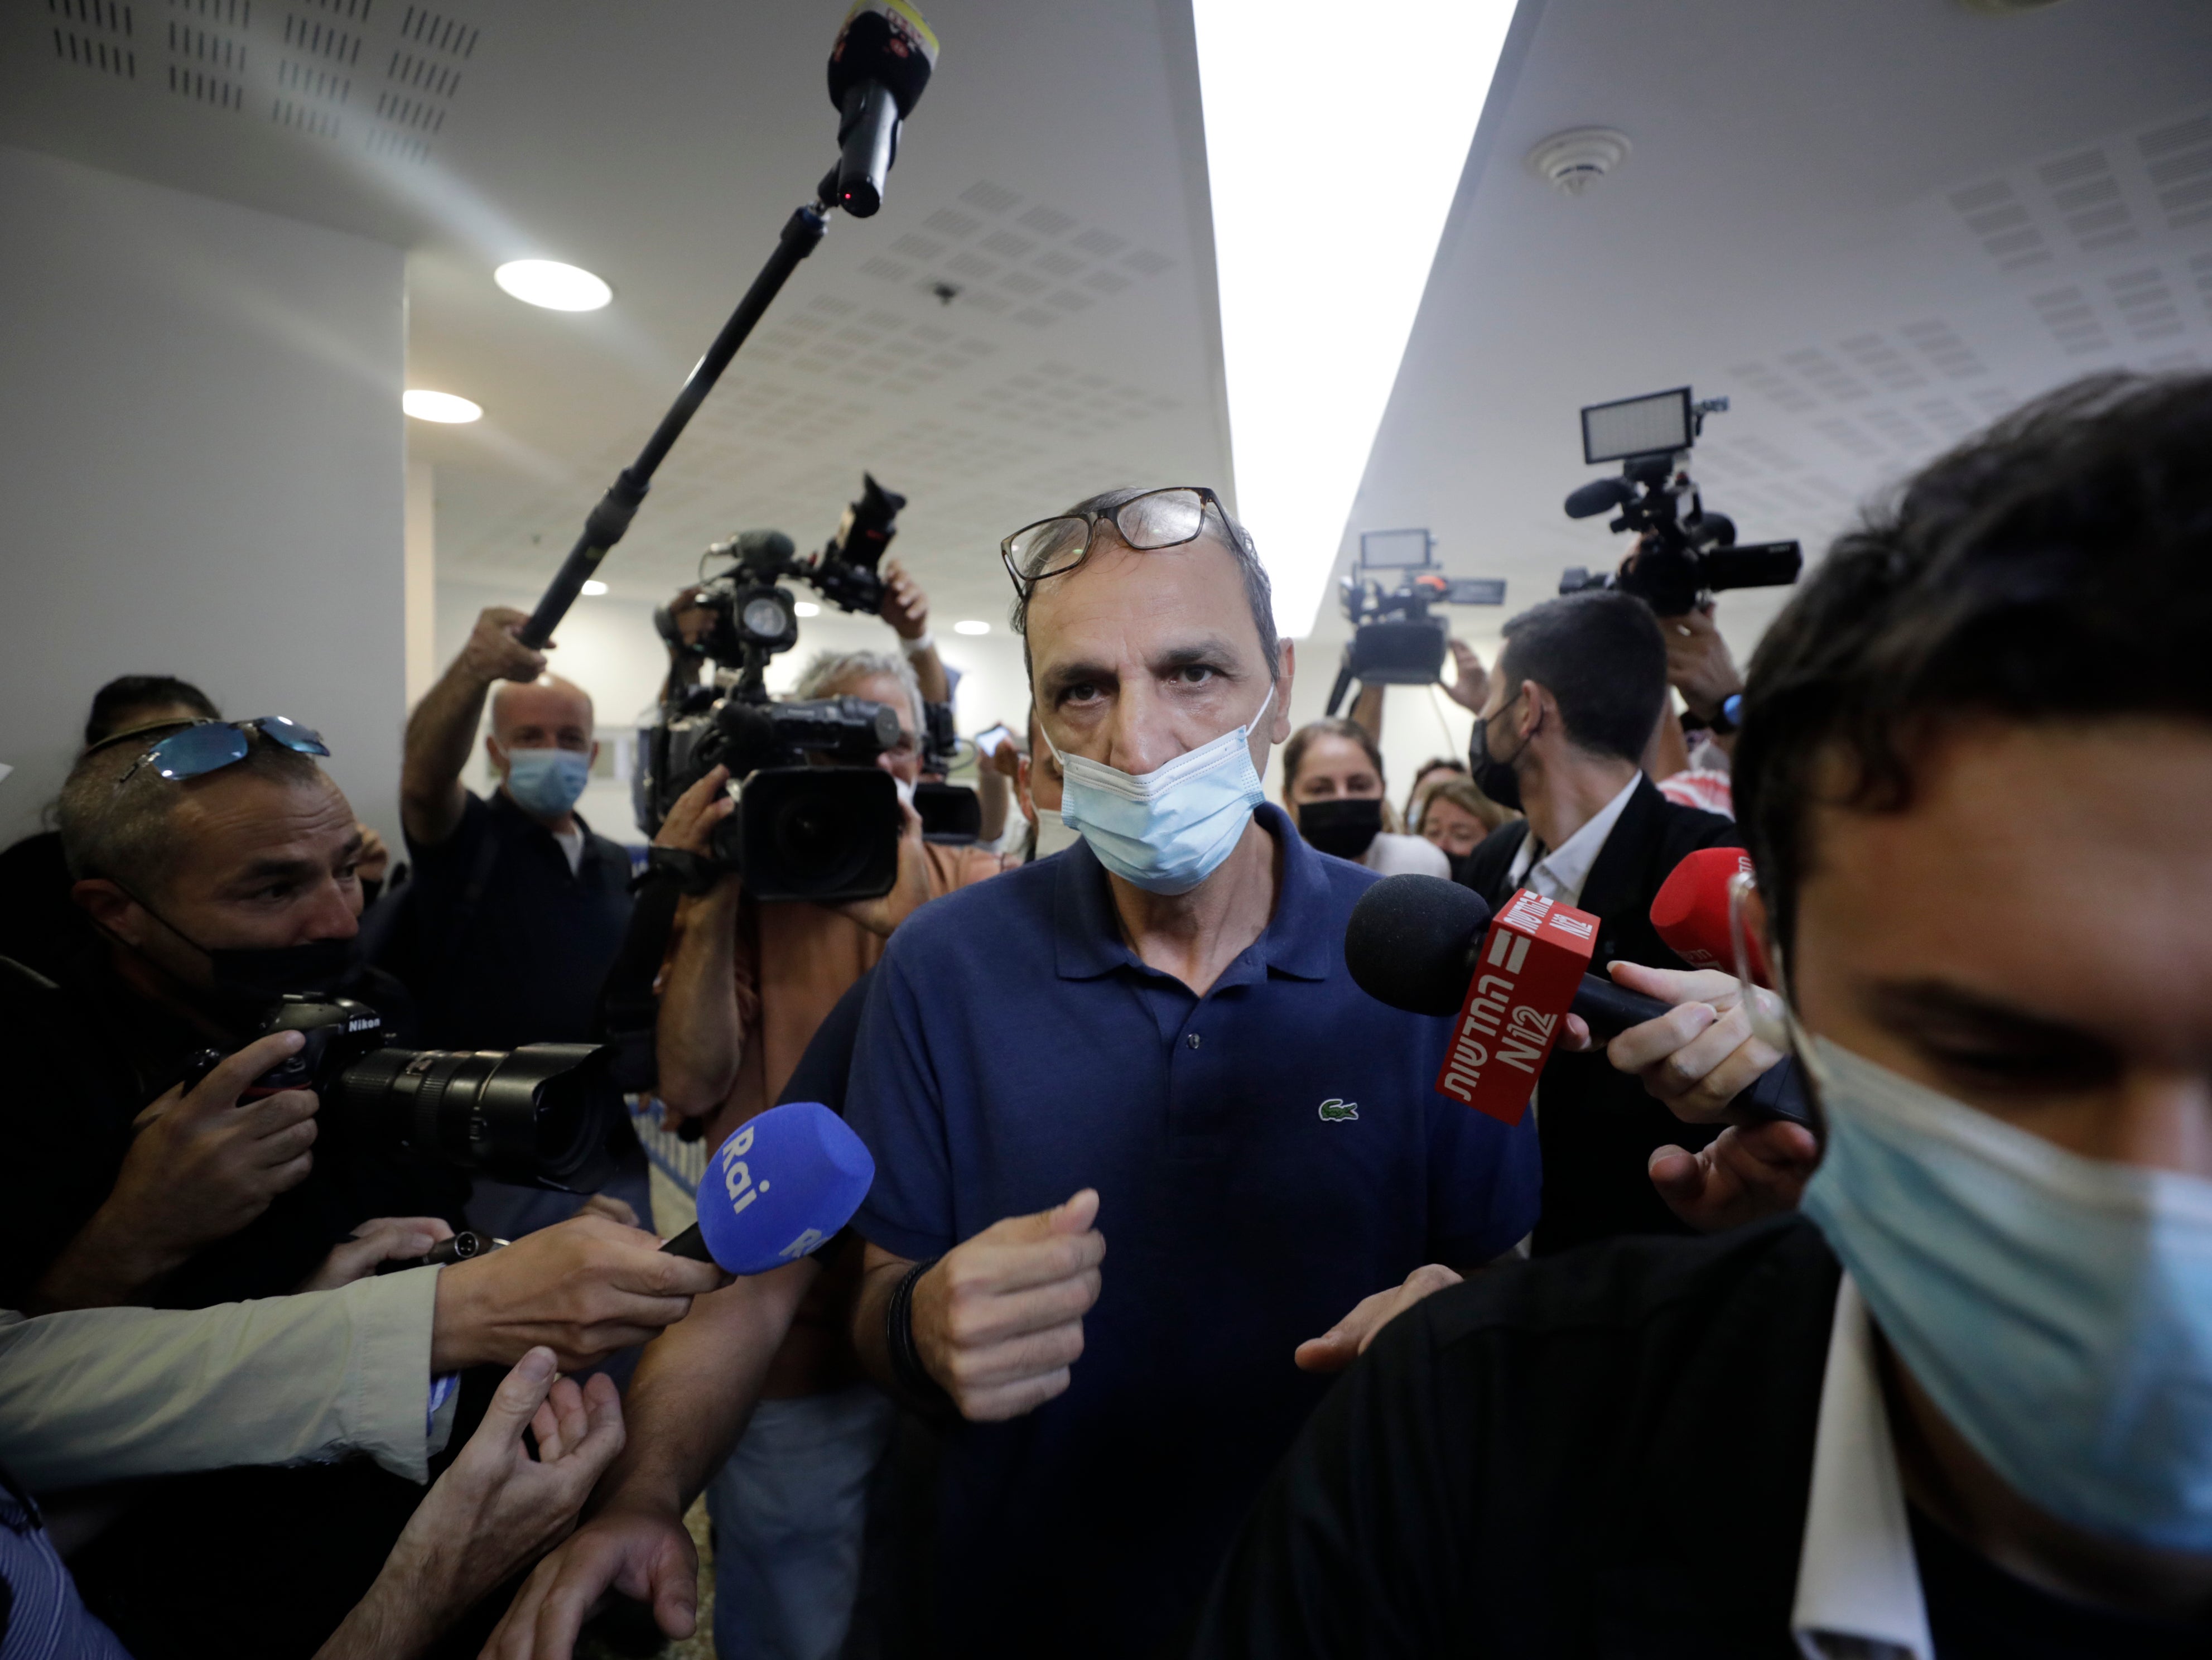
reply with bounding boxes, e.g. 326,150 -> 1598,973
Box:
1280,719 -> 1448,877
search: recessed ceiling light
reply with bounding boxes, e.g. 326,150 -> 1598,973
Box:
494,259 -> 614,312
793,602 -> 822,618
953,619 -> 991,636
403,389 -> 482,424
581,579 -> 609,596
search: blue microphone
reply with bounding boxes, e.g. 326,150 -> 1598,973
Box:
661,1101 -> 875,1273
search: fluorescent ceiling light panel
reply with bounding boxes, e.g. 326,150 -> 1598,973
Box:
793,602 -> 822,617
581,580 -> 609,595
495,259 -> 614,312
403,389 -> 483,424
1192,0 -> 1516,635
953,619 -> 991,636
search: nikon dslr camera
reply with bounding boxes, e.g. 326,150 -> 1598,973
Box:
189,995 -> 628,1192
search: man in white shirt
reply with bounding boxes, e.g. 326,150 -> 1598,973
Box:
1191,373 -> 2212,1656
1457,589 -> 1740,1252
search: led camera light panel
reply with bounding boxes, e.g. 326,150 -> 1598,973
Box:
1359,527 -> 1435,570
1581,387 -> 1693,465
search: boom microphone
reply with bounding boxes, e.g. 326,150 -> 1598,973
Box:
823,1 -> 940,218
1345,877 -> 1670,1125
1650,846 -> 1773,986
662,1100 -> 875,1273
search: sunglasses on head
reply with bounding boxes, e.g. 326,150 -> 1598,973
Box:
100,716 -> 331,786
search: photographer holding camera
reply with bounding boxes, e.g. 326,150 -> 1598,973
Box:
646,631 -> 997,1660
0,718 -> 722,1656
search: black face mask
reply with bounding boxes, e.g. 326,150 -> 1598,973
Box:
114,888 -> 358,1007
199,936 -> 358,1003
1297,796 -> 1384,860
1469,696 -> 1530,813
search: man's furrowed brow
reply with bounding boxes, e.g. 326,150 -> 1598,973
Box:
225,855 -> 323,888
1039,657 -> 1119,699
1154,637 -> 1246,675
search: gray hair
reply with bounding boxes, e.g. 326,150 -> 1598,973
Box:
794,648 -> 925,735
1008,487 -> 1281,684
58,728 -> 330,896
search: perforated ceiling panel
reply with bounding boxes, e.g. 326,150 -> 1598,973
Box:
33,0 -> 480,163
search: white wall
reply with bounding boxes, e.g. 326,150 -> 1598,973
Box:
433,572 -> 1036,843
0,147 -> 407,850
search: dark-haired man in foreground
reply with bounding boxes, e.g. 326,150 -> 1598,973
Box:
1192,372 -> 2212,1656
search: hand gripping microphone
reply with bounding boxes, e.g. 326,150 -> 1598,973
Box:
1345,877 -> 1671,1126
662,1101 -> 875,1273
823,0 -> 939,218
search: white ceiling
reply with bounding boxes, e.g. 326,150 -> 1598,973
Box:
1359,0 -> 2212,658
6,0 -> 2211,660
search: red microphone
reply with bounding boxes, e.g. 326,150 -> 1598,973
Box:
1650,847 -> 1771,987
1344,879 -> 1670,1128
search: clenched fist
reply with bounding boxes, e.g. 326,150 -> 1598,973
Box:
910,1190 -> 1105,1421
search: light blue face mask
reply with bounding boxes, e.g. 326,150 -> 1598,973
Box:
1799,1033 -> 2212,1552
503,744 -> 591,820
1041,684 -> 1273,895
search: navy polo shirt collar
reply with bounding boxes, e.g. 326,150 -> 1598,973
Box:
1051,802 -> 1335,984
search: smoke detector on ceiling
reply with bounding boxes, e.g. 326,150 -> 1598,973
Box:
1525,128 -> 1632,196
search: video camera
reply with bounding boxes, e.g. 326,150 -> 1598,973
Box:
185,997 -> 627,1192
1326,528 -> 1506,716
1558,388 -> 1803,618
635,476 -> 910,903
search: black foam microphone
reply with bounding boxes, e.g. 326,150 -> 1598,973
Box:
1346,875 -> 1669,1033
1564,477 -> 1637,520
823,2 -> 939,217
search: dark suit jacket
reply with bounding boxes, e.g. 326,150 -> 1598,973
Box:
1459,776 -> 1742,1254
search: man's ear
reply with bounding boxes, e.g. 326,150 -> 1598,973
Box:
1517,680 -> 1549,740
73,877 -> 139,934
1016,753 -> 1036,824
485,733 -> 507,775
1270,641 -> 1297,744
587,738 -> 601,767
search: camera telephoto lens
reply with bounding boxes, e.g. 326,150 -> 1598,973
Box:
334,1043 -> 626,1192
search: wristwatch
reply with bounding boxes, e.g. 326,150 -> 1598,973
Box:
1708,692 -> 1746,735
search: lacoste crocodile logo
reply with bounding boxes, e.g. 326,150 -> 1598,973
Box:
1317,1098 -> 1359,1123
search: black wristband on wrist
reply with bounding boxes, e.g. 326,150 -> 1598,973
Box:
886,1257 -> 954,1413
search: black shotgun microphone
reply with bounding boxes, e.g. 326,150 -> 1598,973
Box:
822,1 -> 939,218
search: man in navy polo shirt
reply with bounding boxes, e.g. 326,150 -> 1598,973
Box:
840,486 -> 1541,1658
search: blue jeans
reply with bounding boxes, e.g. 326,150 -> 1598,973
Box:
707,1384 -> 898,1660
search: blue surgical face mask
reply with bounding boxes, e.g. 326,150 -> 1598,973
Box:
1799,1033 -> 2212,1552
1041,684 -> 1274,896
503,744 -> 591,820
